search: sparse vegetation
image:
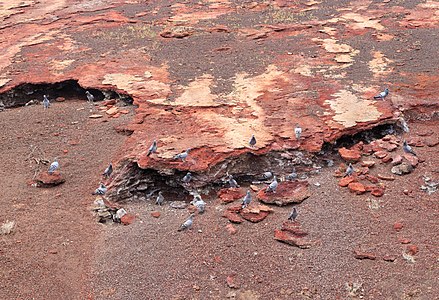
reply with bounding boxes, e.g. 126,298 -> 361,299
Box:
0,220 -> 16,235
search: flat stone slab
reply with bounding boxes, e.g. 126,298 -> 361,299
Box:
257,181 -> 310,206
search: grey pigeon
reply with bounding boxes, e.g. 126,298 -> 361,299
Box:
85,91 -> 95,103
398,117 -> 409,133
266,176 -> 278,193
93,183 -> 107,195
102,163 -> 113,178
261,171 -> 273,180
228,175 -> 239,188
403,140 -> 417,156
288,207 -> 298,222
48,158 -> 59,174
249,135 -> 256,147
43,95 -> 50,109
343,163 -> 354,177
241,190 -> 252,208
373,88 -> 389,100
147,140 -> 157,156
174,148 -> 191,161
285,168 -> 298,181
156,191 -> 164,205
182,172 -> 192,183
295,123 -> 302,140
178,214 -> 194,231
193,197 -> 206,214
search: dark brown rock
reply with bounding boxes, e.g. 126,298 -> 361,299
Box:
257,181 -> 310,206
365,174 -> 379,184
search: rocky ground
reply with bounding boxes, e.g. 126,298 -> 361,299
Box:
0,0 -> 438,299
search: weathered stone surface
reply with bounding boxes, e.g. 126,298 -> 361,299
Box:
240,210 -> 269,223
35,171 -> 65,187
338,176 -> 356,187
274,229 -> 313,249
222,210 -> 243,224
391,163 -> 414,175
338,147 -> 361,162
280,221 -> 308,237
407,245 -> 419,255
365,174 -> 379,184
371,187 -> 385,197
106,107 -> 119,115
170,201 -> 188,209
354,249 -> 376,260
403,153 -> 419,167
391,155 -> 403,166
120,213 -> 135,225
257,181 -> 310,206
348,182 -> 366,194
374,151 -> 388,159
361,160 -> 375,168
151,211 -> 161,218
377,174 -> 395,181
225,224 -> 237,235
383,255 -> 397,262
393,222 -> 403,232
218,188 -> 246,204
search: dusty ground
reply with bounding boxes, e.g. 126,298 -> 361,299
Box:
1,0 -> 439,299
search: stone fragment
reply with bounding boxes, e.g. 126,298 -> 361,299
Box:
170,201 -> 188,209
374,151 -> 388,159
35,171 -> 65,187
361,161 -> 375,168
249,185 -> 259,192
257,181 -> 310,206
222,211 -> 243,223
106,107 -> 119,115
391,163 -> 414,175
225,224 -> 237,235
226,274 -> 240,289
274,229 -> 313,249
280,221 -> 308,237
393,222 -> 403,231
371,187 -> 385,197
338,147 -> 361,162
217,188 -> 246,204
383,255 -> 396,262
399,238 -> 411,244
391,155 -> 403,166
382,155 -> 392,163
425,137 -> 439,147
160,26 -> 194,38
227,204 -> 242,213
102,99 -> 117,106
403,153 -> 419,167
240,209 -> 269,223
119,110 -> 130,114
348,182 -> 366,195
377,174 -> 395,181
407,245 -> 418,255
89,114 -> 104,119
120,213 -> 135,225
151,211 -> 161,218
354,249 -> 376,260
55,97 -> 65,102
365,174 -> 379,184
339,176 -> 356,187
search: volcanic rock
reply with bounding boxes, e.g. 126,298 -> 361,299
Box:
338,176 -> 356,187
35,171 -> 65,187
338,147 -> 361,162
218,188 -> 246,204
120,213 -> 135,225
348,182 -> 366,194
257,181 -> 310,206
274,229 -> 313,249
222,210 -> 243,224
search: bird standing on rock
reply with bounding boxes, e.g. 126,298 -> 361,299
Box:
344,163 -> 354,177
178,214 -> 194,231
228,175 -> 240,188
174,148 -> 191,161
288,207 -> 298,222
242,190 -> 252,208
147,140 -> 157,156
182,172 -> 192,184
85,91 -> 95,103
43,95 -> 50,109
295,123 -> 302,140
373,88 -> 389,100
403,140 -> 417,156
285,168 -> 298,181
93,183 -> 107,195
156,191 -> 164,206
48,158 -> 59,174
102,163 -> 113,178
249,135 -> 256,147
266,176 -> 278,193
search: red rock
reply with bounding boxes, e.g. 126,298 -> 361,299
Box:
217,188 -> 246,204
48,249 -> 58,254
353,249 -> 376,260
382,155 -> 392,163
391,155 -> 403,166
383,255 -> 396,262
393,222 -> 403,231
102,198 -> 122,210
68,140 -> 80,145
102,99 -> 117,106
361,144 -> 374,154
55,97 -> 65,102
403,153 -> 419,167
364,185 -> 375,192
425,137 -> 439,147
63,149 -> 68,154
338,147 -> 361,162
257,181 -> 310,206
377,174 -> 395,181
226,204 -> 242,213
222,210 -> 243,223
399,238 -> 411,244
281,221 -> 308,237
361,160 -> 375,168
403,189 -> 410,195
120,213 -> 135,225
365,174 -> 379,183
35,171 -> 65,187
338,176 -> 356,187
160,27 -> 194,38
106,107 -> 119,115
407,245 -> 418,255
379,141 -> 398,152
240,209 -> 269,223
112,113 -> 121,118
119,110 -> 130,114
273,229 -> 313,249
374,151 -> 388,159
226,274 -> 240,289
406,137 -> 424,147
371,187 -> 385,197
225,224 -> 237,235
348,182 -> 366,195
151,211 -> 161,218
358,174 -> 366,180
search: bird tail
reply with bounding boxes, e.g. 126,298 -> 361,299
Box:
373,96 -> 381,99
147,151 -> 151,156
